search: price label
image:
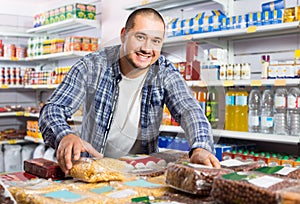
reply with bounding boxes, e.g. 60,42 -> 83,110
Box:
1,85 -> 9,89
10,57 -> 18,61
223,80 -> 234,87
182,35 -> 192,40
48,84 -> 54,89
141,0 -> 149,5
246,26 -> 257,33
24,112 -> 30,117
295,49 -> 300,59
32,85 -> 38,89
15,111 -> 24,116
8,139 -> 17,144
196,81 -> 207,87
274,79 -> 286,86
250,80 -> 262,86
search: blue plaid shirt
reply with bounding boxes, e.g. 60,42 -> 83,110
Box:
39,45 -> 215,155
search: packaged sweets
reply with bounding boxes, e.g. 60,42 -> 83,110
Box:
165,162 -> 233,195
69,157 -> 129,182
0,180 -> 16,204
23,158 -> 65,179
119,154 -> 167,169
150,150 -> 189,164
211,171 -> 300,204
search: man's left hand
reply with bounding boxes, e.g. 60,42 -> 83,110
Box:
190,148 -> 220,168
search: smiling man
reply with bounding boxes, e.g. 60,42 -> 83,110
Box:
39,8 -> 220,174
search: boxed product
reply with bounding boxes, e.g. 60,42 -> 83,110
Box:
23,158 -> 65,179
165,162 -> 233,195
70,157 -> 128,182
211,171 -> 300,204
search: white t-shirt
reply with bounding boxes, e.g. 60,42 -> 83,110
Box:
104,71 -> 147,158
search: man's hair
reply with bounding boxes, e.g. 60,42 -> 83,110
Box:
125,8 -> 165,31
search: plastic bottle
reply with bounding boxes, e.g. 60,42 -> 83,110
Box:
260,88 -> 274,134
198,90 -> 207,114
248,88 -> 261,132
225,87 -> 235,130
274,87 -> 288,135
235,86 -> 248,132
287,87 -> 300,136
206,86 -> 219,129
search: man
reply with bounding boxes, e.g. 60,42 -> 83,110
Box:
39,8 -> 220,174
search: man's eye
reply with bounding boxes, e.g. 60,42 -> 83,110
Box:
136,35 -> 145,40
153,39 -> 162,45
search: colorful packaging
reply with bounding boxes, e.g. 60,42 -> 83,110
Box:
191,12 -> 205,34
211,10 -> 226,31
262,0 -> 285,11
86,4 -> 96,20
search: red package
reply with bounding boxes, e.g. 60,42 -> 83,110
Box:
23,158 -> 65,179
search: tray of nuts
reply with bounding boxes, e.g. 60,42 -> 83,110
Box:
211,171 -> 300,204
165,162 -> 233,196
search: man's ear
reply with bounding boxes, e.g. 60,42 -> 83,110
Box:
120,27 -> 126,43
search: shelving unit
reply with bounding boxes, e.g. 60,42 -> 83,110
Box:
26,18 -> 100,34
25,51 -> 92,61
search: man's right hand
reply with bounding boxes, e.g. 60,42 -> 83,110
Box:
56,134 -> 103,174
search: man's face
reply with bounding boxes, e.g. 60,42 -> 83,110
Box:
121,14 -> 165,70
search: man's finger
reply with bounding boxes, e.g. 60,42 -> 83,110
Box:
81,140 -> 103,158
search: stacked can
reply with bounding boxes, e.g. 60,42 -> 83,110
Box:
0,67 -> 22,85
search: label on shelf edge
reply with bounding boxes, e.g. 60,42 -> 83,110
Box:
24,112 -> 30,117
141,0 -> 149,5
274,79 -> 286,86
8,139 -> 17,144
246,26 -> 257,33
15,111 -> 24,116
1,85 -> 9,89
250,80 -> 262,86
196,81 -> 207,87
182,35 -> 192,40
223,80 -> 234,87
295,49 -> 300,59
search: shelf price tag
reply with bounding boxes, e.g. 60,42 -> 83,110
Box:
32,85 -> 38,89
250,80 -> 262,86
48,84 -> 54,89
295,49 -> 300,59
141,0 -> 149,5
182,35 -> 192,41
196,81 -> 207,87
1,85 -> 9,89
15,111 -> 24,116
274,79 -> 286,86
223,80 -> 234,87
246,26 -> 257,33
24,112 -> 30,117
8,139 -> 17,144
10,57 -> 18,61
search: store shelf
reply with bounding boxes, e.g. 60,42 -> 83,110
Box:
213,129 -> 300,145
0,139 -> 27,145
0,85 -> 25,89
159,125 -> 300,145
186,78 -> 300,87
26,18 -> 100,34
0,112 -> 24,117
0,57 -> 27,62
124,0 -> 221,12
23,112 -> 39,118
24,136 -> 44,144
24,84 -> 59,89
164,22 -> 300,47
25,51 -> 91,61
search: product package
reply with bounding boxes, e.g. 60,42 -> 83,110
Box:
220,159 -> 264,172
211,171 -> 300,204
119,154 -> 167,169
254,166 -> 300,179
165,162 -> 233,195
278,185 -> 300,204
23,158 -> 65,179
0,180 -> 16,204
150,150 -> 189,164
69,157 -> 129,182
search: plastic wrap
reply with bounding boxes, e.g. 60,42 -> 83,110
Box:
220,159 -> 264,172
69,157 -> 129,182
278,185 -> 300,204
150,150 -> 189,164
0,180 -> 16,204
119,154 -> 167,169
23,158 -> 65,179
165,162 -> 233,195
255,166 -> 300,179
8,179 -> 67,203
211,171 -> 300,204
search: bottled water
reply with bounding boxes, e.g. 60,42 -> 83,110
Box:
248,88 -> 261,132
287,87 -> 300,136
260,88 -> 274,134
274,87 -> 288,135
206,86 -> 219,129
